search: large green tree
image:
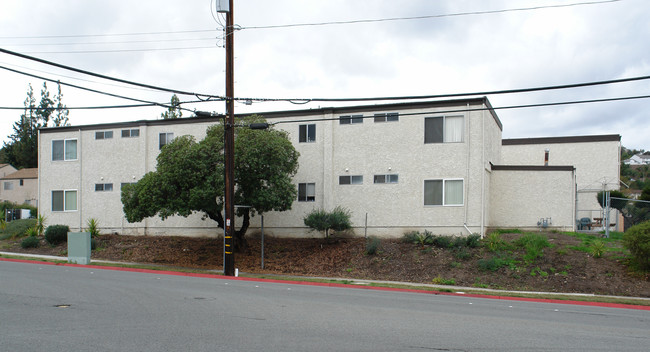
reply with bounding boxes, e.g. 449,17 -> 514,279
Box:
2,82 -> 69,168
121,115 -> 299,249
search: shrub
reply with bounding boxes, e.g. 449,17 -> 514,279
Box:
514,233 -> 550,262
86,218 -> 100,237
26,227 -> 38,237
453,247 -> 472,260
484,232 -> 506,252
36,215 -> 46,236
589,240 -> 606,258
622,221 -> 650,270
416,231 -> 434,246
3,219 -> 37,238
432,235 -> 452,249
45,225 -> 70,245
402,231 -> 420,243
465,234 -> 481,248
365,236 -> 381,255
477,252 -> 516,272
303,206 -> 352,238
21,236 -> 40,248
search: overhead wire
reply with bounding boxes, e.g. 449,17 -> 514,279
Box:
269,93 -> 650,126
239,0 -> 621,30
2,47 -> 649,107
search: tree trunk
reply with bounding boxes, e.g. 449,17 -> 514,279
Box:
234,209 -> 250,252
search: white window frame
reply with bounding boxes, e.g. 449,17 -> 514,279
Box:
374,112 -> 399,123
95,131 -> 113,140
299,124 -> 316,143
95,183 -> 114,192
424,115 -> 464,144
121,129 -> 140,138
3,181 -> 13,190
339,115 -> 364,124
373,174 -> 399,184
298,182 -> 316,202
339,175 -> 363,185
52,139 -> 78,161
159,132 -> 174,150
52,189 -> 78,212
424,179 -> 464,206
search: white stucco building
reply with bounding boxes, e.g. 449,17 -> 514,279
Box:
37,98 -> 621,238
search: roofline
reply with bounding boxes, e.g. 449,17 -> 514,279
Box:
491,164 -> 575,172
39,97 -> 502,133
502,134 -> 621,145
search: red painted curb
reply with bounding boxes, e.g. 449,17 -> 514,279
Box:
2,257 -> 649,311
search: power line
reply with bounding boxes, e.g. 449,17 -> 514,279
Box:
270,93 -> 650,125
3,47 -> 650,106
19,46 -> 219,55
0,64 -> 206,113
2,37 -> 218,47
0,99 -> 213,111
240,0 -> 621,30
0,47 -> 223,100
0,29 -> 218,40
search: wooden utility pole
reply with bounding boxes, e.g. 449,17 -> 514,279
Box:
223,0 -> 235,276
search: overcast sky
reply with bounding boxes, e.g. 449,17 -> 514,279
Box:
0,0 -> 648,150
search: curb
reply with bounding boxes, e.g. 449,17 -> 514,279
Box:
1,254 -> 649,311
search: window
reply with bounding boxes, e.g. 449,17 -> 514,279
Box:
298,183 -> 316,201
52,190 -> 77,211
52,139 -> 77,161
339,175 -> 363,185
374,112 -> 399,123
3,181 -> 13,190
374,174 -> 399,184
121,182 -> 136,189
95,131 -> 113,139
424,179 -> 463,206
299,124 -> 316,143
159,132 -> 174,149
121,129 -> 140,138
340,115 -> 363,124
424,116 -> 464,143
95,183 -> 113,192
19,179 -> 23,186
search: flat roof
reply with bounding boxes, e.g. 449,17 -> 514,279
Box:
39,97 -> 502,133
502,134 -> 620,145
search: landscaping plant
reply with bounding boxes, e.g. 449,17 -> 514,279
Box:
622,220 -> 650,270
45,224 -> 70,245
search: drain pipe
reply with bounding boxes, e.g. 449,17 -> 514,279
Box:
463,223 -> 473,236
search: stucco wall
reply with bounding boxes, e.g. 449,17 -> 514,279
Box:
501,137 -> 620,221
39,100 -> 505,238
489,168 -> 575,230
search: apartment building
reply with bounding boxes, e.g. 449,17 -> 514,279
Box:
37,98 -> 620,237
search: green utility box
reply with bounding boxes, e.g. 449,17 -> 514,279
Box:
68,232 -> 91,265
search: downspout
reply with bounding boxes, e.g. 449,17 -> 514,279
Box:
464,103 -> 471,231
78,127 -> 83,231
37,130 -> 41,218
480,107 -> 486,238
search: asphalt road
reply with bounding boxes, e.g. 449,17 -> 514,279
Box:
1,260 -> 648,352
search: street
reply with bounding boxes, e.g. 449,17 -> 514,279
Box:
1,260 -> 648,351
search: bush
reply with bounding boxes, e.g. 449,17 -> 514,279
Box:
514,233 -> 550,263
432,235 -> 453,249
402,231 -> 420,243
86,218 -> 100,237
622,221 -> 650,270
365,236 -> 381,255
21,236 -> 40,248
2,219 -> 37,238
589,240 -> 606,258
465,234 -> 481,248
45,224 -> 70,245
478,252 -> 516,272
303,206 -> 352,238
484,232 -> 507,252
